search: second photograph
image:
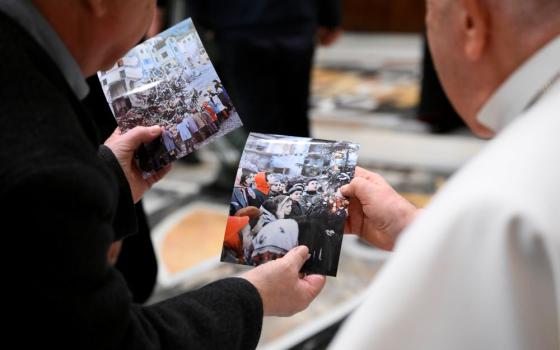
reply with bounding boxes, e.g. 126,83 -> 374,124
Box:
221,133 -> 360,276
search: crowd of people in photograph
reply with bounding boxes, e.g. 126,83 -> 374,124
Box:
125,74 -> 235,173
223,167 -> 354,275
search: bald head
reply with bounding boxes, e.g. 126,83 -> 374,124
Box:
435,0 -> 560,25
426,0 -> 560,137
484,0 -> 560,39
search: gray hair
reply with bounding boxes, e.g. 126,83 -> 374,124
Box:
485,0 -> 560,30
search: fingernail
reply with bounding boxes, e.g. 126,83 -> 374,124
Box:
149,126 -> 161,135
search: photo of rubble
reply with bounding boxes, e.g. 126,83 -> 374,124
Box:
98,19 -> 242,177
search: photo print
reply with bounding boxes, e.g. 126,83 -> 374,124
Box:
221,133 -> 360,276
97,19 -> 242,177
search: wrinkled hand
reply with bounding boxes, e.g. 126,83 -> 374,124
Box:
340,167 -> 419,250
318,27 -> 342,46
104,126 -> 171,203
242,246 -> 326,316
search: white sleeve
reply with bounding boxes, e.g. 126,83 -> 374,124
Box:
329,193 -> 559,350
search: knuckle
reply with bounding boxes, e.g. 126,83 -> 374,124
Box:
280,259 -> 293,273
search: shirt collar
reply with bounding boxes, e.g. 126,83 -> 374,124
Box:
0,0 -> 89,100
477,35 -> 560,133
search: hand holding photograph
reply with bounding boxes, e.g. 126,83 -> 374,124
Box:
222,133 -> 360,276
97,19 -> 242,177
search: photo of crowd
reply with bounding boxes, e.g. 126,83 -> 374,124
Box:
221,133 -> 360,276
98,19 -> 243,177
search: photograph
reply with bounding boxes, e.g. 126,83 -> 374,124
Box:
97,18 -> 243,177
221,133 -> 360,276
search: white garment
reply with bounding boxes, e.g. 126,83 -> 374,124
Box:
330,36 -> 560,350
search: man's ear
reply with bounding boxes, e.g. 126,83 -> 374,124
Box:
460,0 -> 489,60
81,0 -> 108,17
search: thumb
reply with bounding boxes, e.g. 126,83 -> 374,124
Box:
340,178 -> 362,198
122,126 -> 162,148
340,183 -> 351,197
302,274 -> 326,298
283,245 -> 310,271
341,177 -> 371,202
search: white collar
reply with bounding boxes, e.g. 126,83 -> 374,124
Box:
477,35 -> 560,133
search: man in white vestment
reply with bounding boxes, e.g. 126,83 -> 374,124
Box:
330,0 -> 560,349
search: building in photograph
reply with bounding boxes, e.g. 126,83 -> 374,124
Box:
242,134 -> 310,175
241,134 -> 352,178
137,46 -> 157,73
99,56 -> 144,117
152,38 -> 178,70
302,143 -> 327,177
174,30 -> 207,68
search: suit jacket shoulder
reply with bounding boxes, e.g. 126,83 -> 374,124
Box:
0,13 -> 263,349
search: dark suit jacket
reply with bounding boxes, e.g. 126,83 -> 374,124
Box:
188,0 -> 341,42
84,75 -> 157,304
0,12 -> 262,350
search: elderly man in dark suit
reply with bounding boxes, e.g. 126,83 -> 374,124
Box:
0,1 -> 325,348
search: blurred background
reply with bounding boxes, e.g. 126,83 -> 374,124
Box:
126,1 -> 487,349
